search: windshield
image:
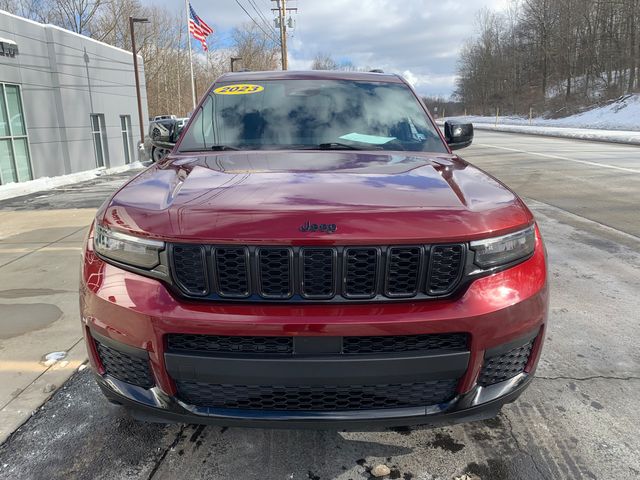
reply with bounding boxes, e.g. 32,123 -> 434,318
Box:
178,79 -> 447,153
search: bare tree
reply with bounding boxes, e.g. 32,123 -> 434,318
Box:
48,0 -> 106,34
455,0 -> 640,116
1,0 -> 53,22
231,22 -> 280,72
312,52 -> 338,70
5,0 -> 286,117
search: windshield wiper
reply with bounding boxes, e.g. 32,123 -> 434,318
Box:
317,142 -> 365,150
179,145 -> 240,152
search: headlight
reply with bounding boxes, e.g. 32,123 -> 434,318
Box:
470,226 -> 535,268
94,224 -> 164,269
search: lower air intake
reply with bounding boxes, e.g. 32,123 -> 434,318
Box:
95,341 -> 154,388
478,340 -> 533,386
176,379 -> 458,411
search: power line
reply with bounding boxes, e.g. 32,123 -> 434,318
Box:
247,0 -> 278,37
234,0 -> 281,45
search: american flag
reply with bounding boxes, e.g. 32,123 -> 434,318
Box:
188,3 -> 213,51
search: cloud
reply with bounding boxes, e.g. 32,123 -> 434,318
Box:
402,70 -> 459,94
149,0 -> 507,96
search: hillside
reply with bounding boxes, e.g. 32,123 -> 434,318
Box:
446,95 -> 640,131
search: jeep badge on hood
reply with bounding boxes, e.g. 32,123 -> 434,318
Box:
299,221 -> 337,233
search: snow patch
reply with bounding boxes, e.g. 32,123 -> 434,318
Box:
442,94 -> 640,144
469,124 -> 640,145
0,162 -> 146,202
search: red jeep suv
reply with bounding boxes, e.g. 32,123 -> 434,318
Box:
80,71 -> 548,429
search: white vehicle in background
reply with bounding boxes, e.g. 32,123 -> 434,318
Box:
148,117 -> 187,162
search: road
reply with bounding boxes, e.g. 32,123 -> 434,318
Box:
1,131 -> 639,480
467,131 -> 640,238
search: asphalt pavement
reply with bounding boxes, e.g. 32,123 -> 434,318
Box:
0,131 -> 639,480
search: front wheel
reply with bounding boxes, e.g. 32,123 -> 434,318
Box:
151,146 -> 169,163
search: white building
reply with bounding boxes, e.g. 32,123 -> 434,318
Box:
0,10 -> 149,185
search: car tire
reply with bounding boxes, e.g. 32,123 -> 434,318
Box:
151,146 -> 169,163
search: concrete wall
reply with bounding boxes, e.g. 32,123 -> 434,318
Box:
0,11 -> 148,181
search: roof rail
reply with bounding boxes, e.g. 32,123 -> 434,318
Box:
369,69 -> 384,73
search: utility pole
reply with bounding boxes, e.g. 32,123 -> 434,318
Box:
279,0 -> 287,70
272,0 -> 297,70
129,16 -> 148,153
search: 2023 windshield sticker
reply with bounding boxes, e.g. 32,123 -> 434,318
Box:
213,84 -> 264,95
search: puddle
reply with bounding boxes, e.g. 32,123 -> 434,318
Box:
0,303 -> 63,339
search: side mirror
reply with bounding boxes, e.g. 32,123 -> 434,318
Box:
444,121 -> 473,150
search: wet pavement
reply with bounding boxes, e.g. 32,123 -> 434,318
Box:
1,133 -> 639,479
0,168 -> 143,442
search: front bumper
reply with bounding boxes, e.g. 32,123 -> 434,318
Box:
95,369 -> 533,429
80,229 -> 548,428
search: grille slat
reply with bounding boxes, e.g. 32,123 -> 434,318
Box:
172,245 -> 208,295
170,244 -> 466,301
478,340 -> 533,386
343,248 -> 379,298
176,379 -> 458,411
258,248 -> 293,299
427,244 -> 464,295
95,341 -> 154,388
214,247 -> 250,298
386,246 -> 422,297
301,248 -> 335,298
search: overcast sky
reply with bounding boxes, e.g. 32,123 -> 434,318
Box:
146,0 -> 509,97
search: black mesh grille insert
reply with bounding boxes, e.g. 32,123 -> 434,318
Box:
169,244 -> 467,301
343,248 -> 378,298
172,245 -> 207,295
167,333 -> 467,356
95,341 -> 153,388
343,333 -> 468,354
478,340 -> 534,386
427,244 -> 464,295
301,249 -> 335,298
176,379 -> 458,411
386,247 -> 422,296
214,247 -> 249,297
167,334 -> 293,355
258,248 -> 292,298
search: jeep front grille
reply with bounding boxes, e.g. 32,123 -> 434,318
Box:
169,244 -> 466,302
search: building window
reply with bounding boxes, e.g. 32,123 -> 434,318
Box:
90,114 -> 108,167
0,83 -> 32,185
120,115 -> 134,164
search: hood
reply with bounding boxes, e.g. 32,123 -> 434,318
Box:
100,151 -> 532,244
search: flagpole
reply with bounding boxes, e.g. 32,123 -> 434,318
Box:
186,0 -> 196,110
